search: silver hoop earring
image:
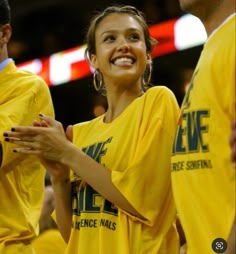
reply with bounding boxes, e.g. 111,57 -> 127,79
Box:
93,70 -> 103,91
142,64 -> 152,87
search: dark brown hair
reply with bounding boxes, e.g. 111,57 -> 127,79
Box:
0,0 -> 10,25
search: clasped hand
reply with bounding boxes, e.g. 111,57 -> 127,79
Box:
3,114 -> 72,165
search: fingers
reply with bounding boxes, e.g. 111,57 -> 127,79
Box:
4,136 -> 38,150
66,125 -> 73,141
4,115 -> 63,140
13,147 -> 40,155
39,114 -> 61,128
33,117 -> 52,128
3,128 -> 38,141
4,133 -> 44,156
32,120 -> 41,127
4,115 -> 59,136
4,126 -> 43,137
32,119 -> 49,127
3,126 -> 44,152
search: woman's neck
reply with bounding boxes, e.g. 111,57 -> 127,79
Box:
104,89 -> 144,123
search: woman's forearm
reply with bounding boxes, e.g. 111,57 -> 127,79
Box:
62,143 -> 145,220
51,176 -> 72,243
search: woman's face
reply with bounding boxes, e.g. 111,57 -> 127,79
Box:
91,13 -> 151,87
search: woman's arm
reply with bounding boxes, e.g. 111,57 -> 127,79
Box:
50,171 -> 72,243
4,115 -> 145,220
61,142 -> 145,219
36,123 -> 72,242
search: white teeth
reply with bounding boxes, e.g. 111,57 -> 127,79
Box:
114,57 -> 133,65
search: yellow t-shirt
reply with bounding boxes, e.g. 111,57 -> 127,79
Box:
0,61 -> 55,253
65,86 -> 180,254
32,229 -> 67,254
171,14 -> 236,254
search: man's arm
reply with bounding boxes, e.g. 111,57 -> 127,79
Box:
225,219 -> 235,254
230,120 -> 236,165
0,143 -> 2,167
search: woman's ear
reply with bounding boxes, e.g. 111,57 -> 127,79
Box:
146,53 -> 152,65
90,54 -> 99,69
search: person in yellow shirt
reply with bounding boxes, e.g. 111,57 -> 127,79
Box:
4,5 -> 180,254
32,185 -> 67,254
0,0 -> 55,253
171,0 -> 235,253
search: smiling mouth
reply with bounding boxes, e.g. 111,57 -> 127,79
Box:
112,57 -> 135,66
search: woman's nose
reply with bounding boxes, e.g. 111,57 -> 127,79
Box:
117,39 -> 130,51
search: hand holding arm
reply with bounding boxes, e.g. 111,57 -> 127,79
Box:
5,116 -> 71,163
4,115 -> 145,220
32,118 -> 73,242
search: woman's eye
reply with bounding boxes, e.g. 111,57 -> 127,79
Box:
129,34 -> 140,40
104,35 -> 115,42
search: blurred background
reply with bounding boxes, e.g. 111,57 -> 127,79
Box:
9,0 -> 204,128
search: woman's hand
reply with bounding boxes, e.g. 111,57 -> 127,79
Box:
35,117 -> 72,181
3,115 -> 72,164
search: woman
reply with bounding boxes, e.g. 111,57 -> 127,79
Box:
4,5 -> 180,254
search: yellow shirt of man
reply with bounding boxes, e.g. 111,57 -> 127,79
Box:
32,229 -> 67,254
171,14 -> 235,254
0,61 -> 55,254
